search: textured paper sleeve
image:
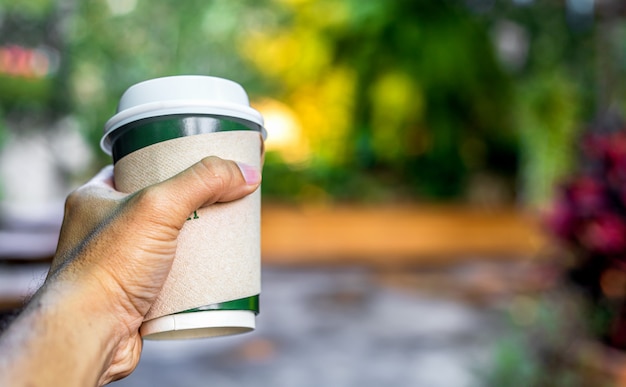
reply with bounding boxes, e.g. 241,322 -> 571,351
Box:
114,131 -> 262,321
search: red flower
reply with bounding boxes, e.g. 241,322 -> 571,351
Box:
580,132 -> 608,160
606,132 -> 626,165
566,176 -> 607,215
545,200 -> 577,239
579,213 -> 626,255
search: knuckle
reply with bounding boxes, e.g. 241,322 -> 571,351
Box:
64,189 -> 81,207
63,190 -> 82,215
130,186 -> 165,212
198,156 -> 237,194
127,186 -> 178,224
64,186 -> 96,213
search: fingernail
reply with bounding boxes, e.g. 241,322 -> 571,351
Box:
236,162 -> 262,185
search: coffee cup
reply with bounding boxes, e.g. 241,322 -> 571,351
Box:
101,75 -> 265,340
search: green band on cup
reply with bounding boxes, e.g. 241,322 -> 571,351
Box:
111,115 -> 262,162
177,295 -> 260,315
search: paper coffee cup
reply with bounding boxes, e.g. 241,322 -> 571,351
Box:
101,76 -> 264,340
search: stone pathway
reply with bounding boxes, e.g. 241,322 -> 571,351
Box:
113,266 -> 505,387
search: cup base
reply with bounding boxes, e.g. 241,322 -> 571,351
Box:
140,310 -> 255,340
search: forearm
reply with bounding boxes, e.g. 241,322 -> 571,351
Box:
0,279 -> 120,387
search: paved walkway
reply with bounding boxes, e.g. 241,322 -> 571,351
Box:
113,266 -> 505,387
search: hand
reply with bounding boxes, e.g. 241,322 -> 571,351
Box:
0,156 -> 261,386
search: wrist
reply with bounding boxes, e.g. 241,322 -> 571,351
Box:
0,274 -> 125,387
58,270 -> 147,384
39,277 -> 123,383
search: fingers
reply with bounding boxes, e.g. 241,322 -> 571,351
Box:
86,165 -> 115,189
137,156 -> 261,224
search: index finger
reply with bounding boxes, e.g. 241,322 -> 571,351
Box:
85,165 -> 115,189
72,165 -> 126,202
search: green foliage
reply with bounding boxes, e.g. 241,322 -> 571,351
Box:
0,0 -> 609,204
483,336 -> 543,387
58,0 -> 520,200
479,295 -> 614,387
0,76 -> 54,110
257,0 -> 517,200
261,152 -> 394,204
0,0 -> 53,17
65,0 -> 273,165
493,0 -> 597,208
516,72 -> 582,208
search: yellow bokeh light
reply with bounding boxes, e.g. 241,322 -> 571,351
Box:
254,98 -> 310,164
240,28 -> 332,88
238,4 -> 356,167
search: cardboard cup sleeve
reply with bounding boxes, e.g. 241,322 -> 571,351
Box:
113,131 -> 262,322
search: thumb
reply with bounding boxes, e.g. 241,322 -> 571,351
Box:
133,156 -> 261,227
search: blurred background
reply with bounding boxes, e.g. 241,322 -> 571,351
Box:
2,0 -> 626,385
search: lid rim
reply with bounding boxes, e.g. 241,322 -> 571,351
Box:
101,100 -> 265,154
105,99 -> 264,131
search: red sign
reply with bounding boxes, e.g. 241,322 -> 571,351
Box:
0,45 -> 56,79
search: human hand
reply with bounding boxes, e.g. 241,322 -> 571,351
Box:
19,156 -> 260,386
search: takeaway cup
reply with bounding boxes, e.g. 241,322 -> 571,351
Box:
101,75 -> 265,340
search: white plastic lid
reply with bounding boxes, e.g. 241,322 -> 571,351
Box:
140,310 -> 256,340
101,75 -> 265,154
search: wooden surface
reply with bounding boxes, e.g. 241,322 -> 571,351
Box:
0,203 -> 549,264
0,204 -> 551,308
261,204 -> 549,266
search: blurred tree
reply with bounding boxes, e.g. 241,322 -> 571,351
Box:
244,0 -> 516,201
492,1 -> 596,208
66,0 -> 269,165
0,0 -> 614,205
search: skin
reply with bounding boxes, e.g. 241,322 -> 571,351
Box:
0,156 -> 262,386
